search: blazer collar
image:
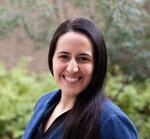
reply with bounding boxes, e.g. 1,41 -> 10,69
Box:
23,90 -> 61,139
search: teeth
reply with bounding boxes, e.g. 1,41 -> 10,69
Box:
64,76 -> 79,82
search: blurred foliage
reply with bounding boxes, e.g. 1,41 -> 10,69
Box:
0,64 -> 57,139
0,0 -> 57,47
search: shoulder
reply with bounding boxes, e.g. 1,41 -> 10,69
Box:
100,98 -> 138,139
34,89 -> 60,112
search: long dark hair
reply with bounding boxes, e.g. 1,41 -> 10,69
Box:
48,18 -> 107,139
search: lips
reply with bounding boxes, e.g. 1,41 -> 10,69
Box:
62,75 -> 82,83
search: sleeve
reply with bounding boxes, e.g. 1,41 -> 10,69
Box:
101,114 -> 138,139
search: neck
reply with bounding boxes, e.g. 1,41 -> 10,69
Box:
58,93 -> 76,112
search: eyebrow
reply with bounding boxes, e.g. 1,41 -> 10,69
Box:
57,51 -> 92,57
57,51 -> 69,55
78,53 -> 92,57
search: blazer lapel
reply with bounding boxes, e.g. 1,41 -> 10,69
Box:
23,90 -> 61,139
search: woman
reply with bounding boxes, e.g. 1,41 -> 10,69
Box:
23,18 -> 138,139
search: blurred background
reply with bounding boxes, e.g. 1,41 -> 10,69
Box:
0,0 -> 150,139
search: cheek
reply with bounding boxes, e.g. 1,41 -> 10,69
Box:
90,63 -> 94,78
89,66 -> 94,80
52,57 -> 59,74
53,64 -> 60,76
83,64 -> 94,79
53,61 -> 65,78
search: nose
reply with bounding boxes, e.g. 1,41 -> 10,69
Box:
66,59 -> 79,73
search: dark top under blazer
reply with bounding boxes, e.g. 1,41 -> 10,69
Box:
22,90 -> 138,139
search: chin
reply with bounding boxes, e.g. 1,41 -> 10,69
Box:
62,88 -> 83,97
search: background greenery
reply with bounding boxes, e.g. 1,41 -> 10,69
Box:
0,0 -> 150,139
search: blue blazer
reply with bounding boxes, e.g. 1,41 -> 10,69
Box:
23,90 -> 138,139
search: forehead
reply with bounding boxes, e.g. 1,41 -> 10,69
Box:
55,31 -> 93,53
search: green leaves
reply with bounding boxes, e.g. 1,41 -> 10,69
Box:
0,64 -> 57,139
106,75 -> 150,139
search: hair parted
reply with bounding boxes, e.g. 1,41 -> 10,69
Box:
48,17 -> 107,139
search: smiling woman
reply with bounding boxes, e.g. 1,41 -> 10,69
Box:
22,18 -> 138,139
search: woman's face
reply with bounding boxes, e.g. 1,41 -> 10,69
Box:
52,31 -> 94,98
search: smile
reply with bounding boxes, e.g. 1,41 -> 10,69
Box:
63,75 -> 82,83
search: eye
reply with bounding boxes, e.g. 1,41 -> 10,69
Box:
78,56 -> 89,63
59,55 -> 69,61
